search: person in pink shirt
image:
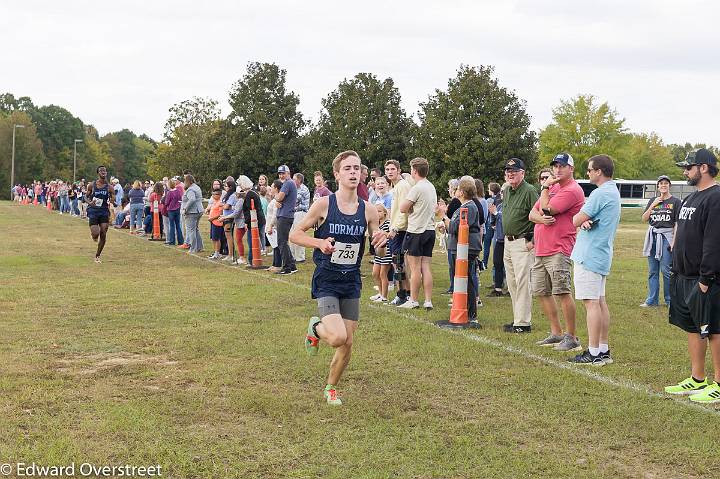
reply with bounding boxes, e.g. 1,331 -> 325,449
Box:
529,153 -> 586,352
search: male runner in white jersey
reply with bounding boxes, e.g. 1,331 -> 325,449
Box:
290,150 -> 387,405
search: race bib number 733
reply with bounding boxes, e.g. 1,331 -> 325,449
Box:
330,241 -> 360,265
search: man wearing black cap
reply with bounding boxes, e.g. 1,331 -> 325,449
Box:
665,148 -> 720,403
529,153 -> 585,350
640,175 -> 682,307
275,165 -> 298,274
501,158 -> 538,333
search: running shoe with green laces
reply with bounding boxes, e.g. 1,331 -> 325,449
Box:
664,377 -> 709,395
324,385 -> 342,406
305,317 -> 321,356
689,383 -> 720,403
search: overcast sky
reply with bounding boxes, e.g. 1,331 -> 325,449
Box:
2,0 -> 718,146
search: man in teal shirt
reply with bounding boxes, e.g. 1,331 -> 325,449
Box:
569,154 -> 621,365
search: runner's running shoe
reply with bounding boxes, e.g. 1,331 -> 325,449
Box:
664,377 -> 709,395
324,385 -> 342,406
305,317 -> 321,356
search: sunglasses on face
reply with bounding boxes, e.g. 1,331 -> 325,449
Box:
684,164 -> 698,171
540,176 -> 550,181
586,168 -> 597,173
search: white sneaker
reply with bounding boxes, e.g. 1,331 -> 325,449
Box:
235,257 -> 246,265
369,293 -> 382,301
397,300 -> 419,309
423,301 -> 434,311
222,255 -> 234,262
371,296 -> 387,303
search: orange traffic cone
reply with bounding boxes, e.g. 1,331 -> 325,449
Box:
247,199 -> 268,269
31,196 -> 36,205
148,199 -> 163,241
437,208 -> 480,329
46,197 -> 52,211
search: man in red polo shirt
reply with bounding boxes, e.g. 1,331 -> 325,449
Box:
529,153 -> 586,351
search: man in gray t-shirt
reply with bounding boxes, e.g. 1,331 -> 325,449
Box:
274,165 -> 298,274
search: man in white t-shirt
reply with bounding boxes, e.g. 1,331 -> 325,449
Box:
399,157 -> 438,310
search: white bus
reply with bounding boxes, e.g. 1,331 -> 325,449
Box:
577,179 -> 695,207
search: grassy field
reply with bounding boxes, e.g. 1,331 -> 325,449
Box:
0,201 -> 718,478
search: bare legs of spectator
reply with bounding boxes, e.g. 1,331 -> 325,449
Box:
583,296 -> 609,350
405,254 -> 433,303
538,294 -> 577,337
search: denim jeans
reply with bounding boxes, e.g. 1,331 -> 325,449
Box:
482,225 -> 494,268
130,203 -> 144,230
646,236 -> 672,305
167,209 -> 184,245
71,198 -> 79,215
115,211 -> 127,226
60,195 -> 70,213
447,250 -> 456,293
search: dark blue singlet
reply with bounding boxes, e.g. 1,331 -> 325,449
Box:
311,194 -> 366,299
87,181 -> 110,218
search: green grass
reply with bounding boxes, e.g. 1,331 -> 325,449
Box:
0,201 -> 718,478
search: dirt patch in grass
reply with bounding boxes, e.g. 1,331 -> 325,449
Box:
54,352 -> 179,375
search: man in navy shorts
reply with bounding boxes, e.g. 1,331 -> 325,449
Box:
290,150 -> 386,406
86,166 -> 115,263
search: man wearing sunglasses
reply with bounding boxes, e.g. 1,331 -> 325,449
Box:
665,148 -> 720,403
529,153 -> 585,352
568,155 -> 620,365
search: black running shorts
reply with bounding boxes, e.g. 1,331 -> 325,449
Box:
669,274 -> 720,336
88,215 -> 110,226
403,230 -> 435,257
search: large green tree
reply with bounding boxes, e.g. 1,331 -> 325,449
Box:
101,129 -> 154,183
147,96 -> 222,188
0,110 -> 45,197
538,94 -> 629,176
414,65 -> 537,190
222,62 -> 306,181
305,73 -> 413,178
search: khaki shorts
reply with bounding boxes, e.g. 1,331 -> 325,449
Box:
531,253 -> 572,296
573,262 -> 607,300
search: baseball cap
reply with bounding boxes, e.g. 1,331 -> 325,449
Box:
277,165 -> 290,174
551,153 -> 574,167
656,175 -> 671,185
503,158 -> 526,171
676,148 -> 718,167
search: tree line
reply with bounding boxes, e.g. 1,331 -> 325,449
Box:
2,62 -> 717,199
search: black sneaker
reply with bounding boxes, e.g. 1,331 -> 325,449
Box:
600,349 -> 613,364
441,290 -> 453,296
503,323 -> 531,333
567,350 -> 605,366
488,290 -> 507,297
279,268 -> 298,275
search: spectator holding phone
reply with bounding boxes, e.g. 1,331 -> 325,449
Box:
568,155 -> 621,365
529,153 -> 585,352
